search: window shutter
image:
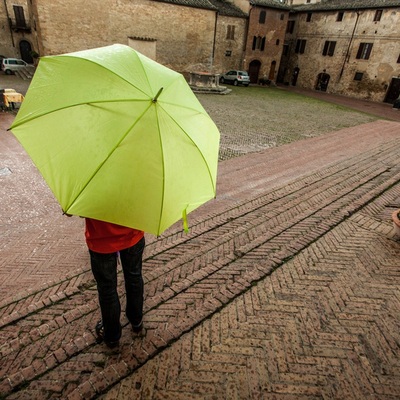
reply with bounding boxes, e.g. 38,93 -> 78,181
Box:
323,41 -> 329,56
328,41 -> 336,56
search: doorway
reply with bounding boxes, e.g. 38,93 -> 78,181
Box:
268,61 -> 276,80
19,40 -> 33,64
384,78 -> 400,104
316,71 -> 330,91
291,67 -> 299,86
249,60 -> 261,84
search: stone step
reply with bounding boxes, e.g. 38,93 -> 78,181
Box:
14,66 -> 34,80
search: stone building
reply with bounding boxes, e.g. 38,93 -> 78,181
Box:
1,0 -> 247,78
279,0 -> 400,102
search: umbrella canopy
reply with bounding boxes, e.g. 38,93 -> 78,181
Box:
10,44 -> 220,235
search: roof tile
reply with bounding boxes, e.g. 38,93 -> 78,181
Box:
294,0 -> 400,11
152,0 -> 217,10
207,0 -> 248,17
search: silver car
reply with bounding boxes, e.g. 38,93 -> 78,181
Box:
220,70 -> 250,86
1,58 -> 29,75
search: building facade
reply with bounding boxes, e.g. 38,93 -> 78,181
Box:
0,0 -> 35,62
0,0 -> 399,103
279,0 -> 400,102
244,0 -> 290,83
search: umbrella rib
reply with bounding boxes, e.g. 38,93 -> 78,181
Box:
155,105 -> 166,236
64,101 -> 154,212
11,99 -> 148,129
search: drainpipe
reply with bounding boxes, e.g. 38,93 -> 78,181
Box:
3,0 -> 15,47
339,10 -> 360,80
211,10 -> 218,70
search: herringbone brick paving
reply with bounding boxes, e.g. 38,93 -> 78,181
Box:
1,120 -> 400,398
1,81 -> 400,398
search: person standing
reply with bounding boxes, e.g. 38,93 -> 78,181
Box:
84,218 -> 145,348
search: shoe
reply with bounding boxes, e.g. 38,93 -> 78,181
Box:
132,319 -> 143,334
95,320 -> 120,348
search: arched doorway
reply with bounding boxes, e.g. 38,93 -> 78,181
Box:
384,77 -> 400,104
19,40 -> 33,64
249,60 -> 261,84
268,60 -> 276,80
316,70 -> 330,91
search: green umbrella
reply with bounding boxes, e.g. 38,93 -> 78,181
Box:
10,44 -> 220,235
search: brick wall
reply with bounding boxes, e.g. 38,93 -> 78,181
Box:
244,6 -> 288,82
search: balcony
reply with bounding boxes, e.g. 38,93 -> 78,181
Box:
8,17 -> 31,33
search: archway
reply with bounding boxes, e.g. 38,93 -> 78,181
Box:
19,40 -> 33,64
316,70 -> 330,91
249,60 -> 261,84
384,77 -> 400,104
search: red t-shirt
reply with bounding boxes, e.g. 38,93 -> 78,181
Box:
85,218 -> 144,254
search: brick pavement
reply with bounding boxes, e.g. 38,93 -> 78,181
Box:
1,81 -> 400,398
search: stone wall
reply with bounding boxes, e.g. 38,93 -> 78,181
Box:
32,0 -> 221,75
213,14 -> 247,72
0,1 -> 12,57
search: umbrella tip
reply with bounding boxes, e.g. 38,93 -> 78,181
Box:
152,87 -> 164,103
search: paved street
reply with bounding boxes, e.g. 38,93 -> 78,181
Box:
0,76 -> 400,399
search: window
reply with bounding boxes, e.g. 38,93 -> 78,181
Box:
280,14 -> 284,21
356,43 -> 373,60
374,9 -> 383,21
295,39 -> 306,54
225,50 -> 232,57
252,36 -> 266,51
306,13 -> 312,22
226,25 -> 235,40
259,11 -> 266,24
13,5 -> 27,28
397,53 -> 400,63
276,39 -> 280,46
337,12 -> 344,21
322,41 -> 336,56
354,72 -> 363,81
286,20 -> 295,34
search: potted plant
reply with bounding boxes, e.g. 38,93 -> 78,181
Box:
30,50 -> 40,67
392,209 -> 400,236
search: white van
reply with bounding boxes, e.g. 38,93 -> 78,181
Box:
1,58 -> 29,74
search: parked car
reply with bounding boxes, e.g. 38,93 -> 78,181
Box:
1,58 -> 29,75
219,70 -> 250,86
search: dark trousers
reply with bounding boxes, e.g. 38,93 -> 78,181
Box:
89,237 -> 145,342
